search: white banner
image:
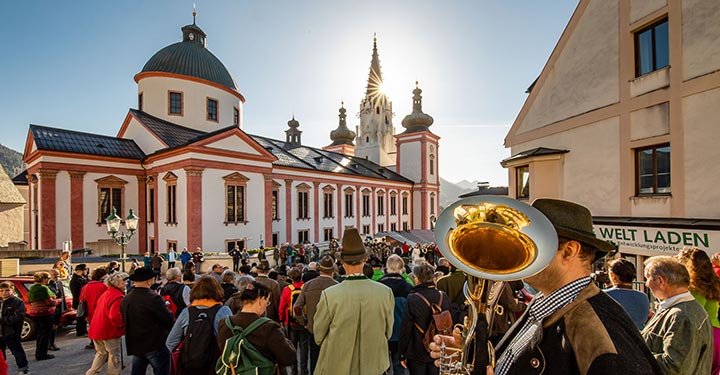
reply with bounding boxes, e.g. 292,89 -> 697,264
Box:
594,225 -> 720,257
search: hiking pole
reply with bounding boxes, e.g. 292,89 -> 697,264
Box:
120,336 -> 125,369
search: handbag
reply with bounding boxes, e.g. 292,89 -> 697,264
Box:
76,301 -> 87,319
169,339 -> 184,375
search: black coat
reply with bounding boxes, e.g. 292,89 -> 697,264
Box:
0,296 -> 25,338
398,282 -> 451,363
120,286 -> 174,356
495,283 -> 661,375
69,273 -> 88,309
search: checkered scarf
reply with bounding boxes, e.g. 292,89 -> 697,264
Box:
494,276 -> 591,375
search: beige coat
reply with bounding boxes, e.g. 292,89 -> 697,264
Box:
313,277 -> 394,375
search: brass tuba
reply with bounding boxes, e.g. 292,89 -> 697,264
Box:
433,196 -> 558,375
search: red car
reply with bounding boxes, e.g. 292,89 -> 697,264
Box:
0,277 -> 77,341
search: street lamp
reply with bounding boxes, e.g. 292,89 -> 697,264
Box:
105,207 -> 138,272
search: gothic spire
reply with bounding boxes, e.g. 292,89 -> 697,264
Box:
365,33 -> 384,101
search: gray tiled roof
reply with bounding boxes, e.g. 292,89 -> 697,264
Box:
250,135 -> 412,183
29,125 -> 145,160
129,109 -> 205,148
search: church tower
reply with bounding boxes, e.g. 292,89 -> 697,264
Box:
323,102 -> 356,155
395,82 -> 440,230
355,35 -> 396,167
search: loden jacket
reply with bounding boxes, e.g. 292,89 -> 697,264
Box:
293,275 -> 337,334
495,282 -> 662,375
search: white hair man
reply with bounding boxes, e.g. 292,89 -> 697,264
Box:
159,267 -> 190,319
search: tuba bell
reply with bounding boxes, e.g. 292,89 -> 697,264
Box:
433,196 -> 558,375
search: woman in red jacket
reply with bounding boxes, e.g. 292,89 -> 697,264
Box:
80,267 -> 109,325
86,272 -> 128,375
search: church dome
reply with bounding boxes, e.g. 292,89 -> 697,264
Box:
330,103 -> 356,146
140,23 -> 237,90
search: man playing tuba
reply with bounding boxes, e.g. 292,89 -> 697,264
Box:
431,198 -> 662,375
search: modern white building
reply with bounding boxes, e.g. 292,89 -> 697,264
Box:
20,20 -> 440,254
501,0 -> 720,271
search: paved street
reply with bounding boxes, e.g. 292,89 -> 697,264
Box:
16,327 -> 143,375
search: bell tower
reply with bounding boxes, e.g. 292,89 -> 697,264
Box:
355,35 -> 396,167
395,82 -> 440,230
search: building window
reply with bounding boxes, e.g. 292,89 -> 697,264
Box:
233,107 -> 239,126
430,194 -> 435,215
390,195 -> 397,215
323,228 -> 333,242
298,230 -> 309,244
402,195 -> 408,215
430,156 -> 435,175
636,144 -> 671,195
138,92 -> 143,112
166,240 -> 177,252
224,172 -> 249,223
402,221 -> 409,231
271,190 -> 279,220
344,189 -> 354,218
226,239 -> 245,253
323,192 -> 333,218
149,237 -> 156,253
362,225 -> 371,235
297,191 -> 309,219
162,172 -> 178,224
391,223 -> 397,232
516,165 -> 530,200
207,98 -> 219,122
362,194 -> 370,217
378,223 -> 384,233
148,186 -> 155,223
96,175 -> 127,224
635,19 -> 669,77
272,233 -> 279,247
377,195 -> 384,216
169,91 -> 183,115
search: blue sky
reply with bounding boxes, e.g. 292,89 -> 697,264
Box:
0,1 -> 578,186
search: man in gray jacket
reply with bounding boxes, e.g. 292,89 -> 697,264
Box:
642,256 -> 712,375
294,255 -> 337,374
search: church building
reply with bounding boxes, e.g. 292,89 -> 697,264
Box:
21,19 -> 440,254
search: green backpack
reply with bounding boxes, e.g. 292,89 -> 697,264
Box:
216,317 -> 276,375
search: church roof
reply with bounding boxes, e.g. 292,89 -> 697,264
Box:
140,23 -> 237,91
129,109 -> 205,148
128,111 -> 411,183
250,135 -> 412,183
29,125 -> 145,160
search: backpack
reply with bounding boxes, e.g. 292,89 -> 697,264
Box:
161,283 -> 187,318
413,291 -> 452,352
181,305 -> 222,370
216,317 -> 276,375
287,285 -> 303,324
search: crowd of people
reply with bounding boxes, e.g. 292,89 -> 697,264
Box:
0,199 -> 719,375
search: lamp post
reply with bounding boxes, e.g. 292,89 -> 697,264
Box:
105,207 -> 139,272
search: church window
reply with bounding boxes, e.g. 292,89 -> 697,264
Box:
430,193 -> 436,215
344,188 -> 354,218
297,191 -> 309,219
224,172 -> 249,224
138,92 -> 143,112
298,230 -> 309,244
362,193 -> 370,217
271,190 -> 279,220
169,91 -> 183,115
147,177 -> 155,223
430,155 -> 435,176
233,107 -> 239,126
207,98 -> 219,122
163,172 -> 178,224
323,192 -> 333,218
366,136 -> 369,143
95,175 -> 127,224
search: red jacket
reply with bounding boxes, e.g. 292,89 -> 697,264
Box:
88,286 -> 125,340
278,281 -> 303,325
81,280 -> 108,323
